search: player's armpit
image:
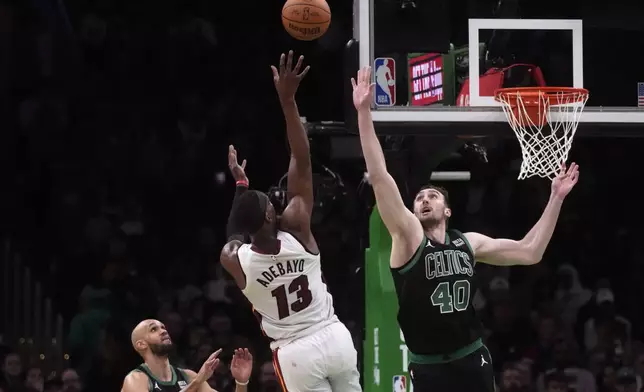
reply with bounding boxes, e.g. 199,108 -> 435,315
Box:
464,232 -> 541,266
121,371 -> 150,392
220,240 -> 247,289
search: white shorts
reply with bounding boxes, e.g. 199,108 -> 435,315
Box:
272,321 -> 361,392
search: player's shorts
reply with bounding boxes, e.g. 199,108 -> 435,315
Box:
408,345 -> 495,392
272,321 -> 361,392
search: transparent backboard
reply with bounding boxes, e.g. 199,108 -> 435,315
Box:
355,0 -> 644,133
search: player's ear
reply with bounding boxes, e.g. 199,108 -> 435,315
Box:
444,208 -> 452,218
265,204 -> 274,223
136,340 -> 147,351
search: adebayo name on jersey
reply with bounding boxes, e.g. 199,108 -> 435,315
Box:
256,258 -> 306,287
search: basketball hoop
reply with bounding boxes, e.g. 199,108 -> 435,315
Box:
494,87 -> 589,180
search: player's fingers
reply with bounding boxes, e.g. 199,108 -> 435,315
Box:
286,50 -> 294,71
213,348 -> 223,358
279,53 -> 286,74
241,159 -> 247,169
365,66 -> 372,81
351,78 -> 357,89
570,162 -> 577,175
298,65 -> 310,80
212,358 -> 220,369
294,55 -> 304,73
270,65 -> 279,81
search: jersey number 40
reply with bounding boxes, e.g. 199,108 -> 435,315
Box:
430,280 -> 471,314
271,275 -> 313,319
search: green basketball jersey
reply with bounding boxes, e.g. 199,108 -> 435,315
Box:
132,364 -> 190,392
391,230 -> 483,359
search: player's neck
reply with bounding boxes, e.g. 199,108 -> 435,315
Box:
144,355 -> 172,382
251,236 -> 281,255
424,224 -> 447,244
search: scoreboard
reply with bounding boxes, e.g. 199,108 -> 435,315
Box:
407,53 -> 444,106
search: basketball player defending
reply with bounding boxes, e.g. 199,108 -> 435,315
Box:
351,67 -> 579,392
121,319 -> 253,392
220,51 -> 361,392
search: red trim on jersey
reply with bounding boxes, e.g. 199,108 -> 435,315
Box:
272,349 -> 289,392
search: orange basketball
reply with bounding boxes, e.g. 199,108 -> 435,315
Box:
281,0 -> 331,41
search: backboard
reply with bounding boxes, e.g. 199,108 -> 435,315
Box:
354,0 -> 644,136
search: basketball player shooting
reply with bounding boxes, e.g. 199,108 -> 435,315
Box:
351,67 -> 579,392
121,319 -> 253,392
220,51 -> 361,392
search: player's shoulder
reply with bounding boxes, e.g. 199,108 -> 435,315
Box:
123,369 -> 149,390
277,230 -> 319,255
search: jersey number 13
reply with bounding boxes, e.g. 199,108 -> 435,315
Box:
271,274 -> 313,319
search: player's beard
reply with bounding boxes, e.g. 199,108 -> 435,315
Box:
149,342 -> 175,357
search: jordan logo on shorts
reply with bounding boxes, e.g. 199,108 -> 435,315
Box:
480,354 -> 488,367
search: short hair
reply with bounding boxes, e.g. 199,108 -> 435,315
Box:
416,184 -> 450,207
230,190 -> 268,234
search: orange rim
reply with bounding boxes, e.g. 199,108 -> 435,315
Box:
494,87 -> 589,105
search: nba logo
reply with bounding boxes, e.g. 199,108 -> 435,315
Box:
374,57 -> 396,106
393,375 -> 407,392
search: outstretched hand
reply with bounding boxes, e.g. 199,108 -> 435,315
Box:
228,145 -> 247,183
271,50 -> 310,103
351,67 -> 375,111
195,349 -> 222,384
551,162 -> 579,199
230,348 -> 253,384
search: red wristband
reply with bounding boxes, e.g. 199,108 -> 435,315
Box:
236,180 -> 249,187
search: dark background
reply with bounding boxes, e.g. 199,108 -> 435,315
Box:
1,0 -> 644,392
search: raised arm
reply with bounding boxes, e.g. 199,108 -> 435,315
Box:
226,145 -> 249,242
352,67 -> 423,257
466,163 -> 579,266
178,350 -> 222,392
270,51 -> 315,237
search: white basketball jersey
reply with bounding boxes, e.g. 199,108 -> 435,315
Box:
237,231 -> 337,347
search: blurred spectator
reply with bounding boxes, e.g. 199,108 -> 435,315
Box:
499,363 -> 526,392
60,369 -> 82,392
204,264 -> 233,304
542,369 -> 571,392
486,294 -> 533,371
24,368 -> 43,392
583,287 -> 631,356
43,378 -> 62,392
555,265 -> 592,329
257,361 -> 280,392
535,333 -> 596,392
615,367 -> 638,392
1,353 -> 23,392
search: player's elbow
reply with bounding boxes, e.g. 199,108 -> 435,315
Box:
517,241 -> 543,265
364,170 -> 389,185
519,253 -> 542,265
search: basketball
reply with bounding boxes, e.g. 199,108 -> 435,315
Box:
282,0 -> 331,41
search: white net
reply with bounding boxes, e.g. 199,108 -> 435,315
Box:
497,89 -> 589,180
